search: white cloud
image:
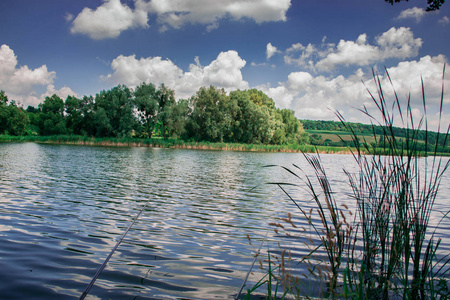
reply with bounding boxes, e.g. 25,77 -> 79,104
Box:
71,0 -> 148,39
65,13 -> 74,22
439,16 -> 450,25
315,34 -> 380,71
376,27 -> 422,59
104,50 -> 248,99
396,7 -> 426,22
0,44 -> 77,107
74,0 -> 291,34
41,85 -> 79,102
285,27 -> 422,72
384,55 -> 449,104
266,43 -> 280,60
257,55 -> 448,129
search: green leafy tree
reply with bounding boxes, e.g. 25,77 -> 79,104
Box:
38,94 -> 66,135
0,90 -> 7,106
248,88 -> 275,109
230,90 -> 273,144
187,86 -> 235,142
134,82 -> 159,138
94,85 -> 136,138
166,99 -> 190,139
157,84 -> 176,139
0,91 -> 29,136
279,108 -> 308,144
78,96 -> 96,136
65,96 -> 84,135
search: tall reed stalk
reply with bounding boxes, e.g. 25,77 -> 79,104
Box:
246,67 -> 449,299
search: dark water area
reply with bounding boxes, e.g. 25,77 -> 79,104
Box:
0,143 -> 448,299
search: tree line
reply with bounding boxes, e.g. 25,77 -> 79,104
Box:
302,119 -> 449,152
0,84 -> 308,145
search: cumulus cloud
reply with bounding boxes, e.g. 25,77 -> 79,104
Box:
396,7 -> 426,22
384,55 -> 449,103
284,27 -> 422,72
104,50 -> 248,99
0,44 -> 77,107
266,43 -> 280,60
71,0 -> 148,39
71,0 -> 291,37
143,0 -> 291,29
257,55 -> 448,128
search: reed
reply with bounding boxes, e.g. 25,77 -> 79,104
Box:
246,67 -> 449,299
0,134 -> 355,154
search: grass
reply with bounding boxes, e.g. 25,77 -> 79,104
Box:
0,134 -> 356,154
244,67 -> 450,299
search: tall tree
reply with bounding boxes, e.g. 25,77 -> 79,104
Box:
0,91 -> 29,136
157,84 -> 176,139
166,99 -> 190,139
94,85 -> 136,138
187,86 -> 234,142
134,82 -> 159,138
65,96 -> 83,135
38,94 -> 66,135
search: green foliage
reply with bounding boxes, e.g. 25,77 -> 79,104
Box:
65,95 -> 84,135
134,82 -> 159,138
0,90 -> 8,106
385,0 -> 445,11
3,81 -> 444,152
38,94 -> 66,135
166,99 -> 189,139
157,84 -> 176,139
0,91 -> 29,136
94,85 -> 135,138
187,86 -> 232,142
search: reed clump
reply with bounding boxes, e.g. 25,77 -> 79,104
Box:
246,68 -> 449,299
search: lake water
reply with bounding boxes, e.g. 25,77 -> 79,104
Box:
0,143 -> 448,299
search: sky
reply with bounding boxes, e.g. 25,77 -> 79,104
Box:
1,0 -> 449,130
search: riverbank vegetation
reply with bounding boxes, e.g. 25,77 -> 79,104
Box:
0,85 -> 308,145
243,69 -> 450,299
1,83 -> 448,154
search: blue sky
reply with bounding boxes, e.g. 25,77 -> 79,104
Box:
1,0 -> 449,128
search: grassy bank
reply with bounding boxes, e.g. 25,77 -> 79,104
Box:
0,134 -> 355,154
2,134 -> 449,156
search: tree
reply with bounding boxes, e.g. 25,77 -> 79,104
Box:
0,90 -> 8,106
134,82 -> 159,138
230,90 -> 273,144
65,96 -> 84,135
248,88 -> 275,109
38,94 -> 66,135
385,0 -> 445,11
156,84 -> 176,139
166,99 -> 190,139
78,96 -> 96,136
187,86 -> 234,142
0,91 -> 29,136
94,85 -> 136,138
279,109 -> 308,144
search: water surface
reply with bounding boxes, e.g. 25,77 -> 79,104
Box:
0,143 -> 448,299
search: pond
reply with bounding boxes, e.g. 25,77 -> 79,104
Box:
0,143 -> 448,299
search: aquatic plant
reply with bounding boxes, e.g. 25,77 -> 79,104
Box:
244,67 -> 450,299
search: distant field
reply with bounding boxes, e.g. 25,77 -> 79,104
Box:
306,130 -> 378,143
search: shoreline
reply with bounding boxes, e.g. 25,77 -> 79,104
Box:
0,135 -> 353,154
2,135 -> 449,156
